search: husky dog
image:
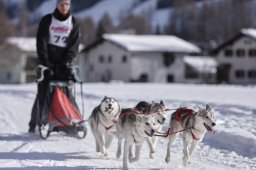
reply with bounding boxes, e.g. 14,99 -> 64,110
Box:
165,105 -> 216,167
116,111 -> 158,170
135,101 -> 168,159
89,96 -> 121,156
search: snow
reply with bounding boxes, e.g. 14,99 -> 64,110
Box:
6,37 -> 84,52
184,56 -> 217,73
75,0 -> 137,26
132,0 -> 158,16
31,0 -> 57,21
104,34 -> 201,53
241,28 -> 256,39
0,83 -> 255,169
7,37 -> 36,52
151,8 -> 171,33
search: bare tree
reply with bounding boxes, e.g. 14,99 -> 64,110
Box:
119,14 -> 151,35
96,13 -> 116,39
0,1 -> 16,44
17,4 -> 29,37
167,0 -> 254,47
80,17 -> 96,46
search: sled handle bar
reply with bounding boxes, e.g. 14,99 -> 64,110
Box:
36,65 -> 82,83
36,65 -> 51,83
67,65 -> 82,83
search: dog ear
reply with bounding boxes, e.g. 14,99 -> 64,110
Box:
206,104 -> 211,111
160,100 -> 164,106
104,96 -> 108,100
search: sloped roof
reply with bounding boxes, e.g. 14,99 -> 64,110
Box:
7,37 -> 84,53
7,37 -> 36,53
103,34 -> 201,53
184,56 -> 217,73
83,34 -> 201,54
212,28 -> 256,54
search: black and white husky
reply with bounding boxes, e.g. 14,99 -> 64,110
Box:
135,101 -> 168,159
165,105 -> 216,167
89,96 -> 121,156
116,110 -> 158,170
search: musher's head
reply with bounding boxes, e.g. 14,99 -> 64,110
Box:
56,0 -> 71,16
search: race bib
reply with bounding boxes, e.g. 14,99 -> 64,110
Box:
48,15 -> 73,47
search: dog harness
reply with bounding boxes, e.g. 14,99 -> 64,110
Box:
175,107 -> 194,121
119,108 -> 141,120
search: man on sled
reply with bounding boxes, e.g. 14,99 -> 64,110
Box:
28,0 -> 85,139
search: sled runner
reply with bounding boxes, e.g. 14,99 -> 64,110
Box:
36,65 -> 87,139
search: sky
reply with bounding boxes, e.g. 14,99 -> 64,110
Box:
0,83 -> 255,169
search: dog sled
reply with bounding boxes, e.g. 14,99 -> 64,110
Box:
35,65 -> 87,139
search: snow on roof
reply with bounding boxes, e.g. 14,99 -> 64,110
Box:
241,28 -> 256,39
103,34 -> 201,53
7,37 -> 84,53
184,56 -> 217,73
7,37 -> 36,52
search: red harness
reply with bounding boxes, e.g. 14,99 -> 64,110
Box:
175,108 -> 194,121
154,108 -> 201,140
119,108 -> 141,120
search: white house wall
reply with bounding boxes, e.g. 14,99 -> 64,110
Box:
216,36 -> 256,84
130,52 -> 163,82
167,54 -> 186,83
84,41 -> 131,82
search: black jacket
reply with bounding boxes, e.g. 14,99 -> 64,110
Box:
36,9 -> 80,67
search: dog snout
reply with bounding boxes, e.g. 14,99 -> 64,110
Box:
212,122 -> 216,126
151,129 -> 155,135
108,104 -> 112,107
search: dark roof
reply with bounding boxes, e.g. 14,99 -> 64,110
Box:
211,29 -> 256,55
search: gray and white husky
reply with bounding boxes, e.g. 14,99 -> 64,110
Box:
165,105 -> 216,167
89,96 -> 121,156
135,100 -> 168,159
116,110 -> 158,170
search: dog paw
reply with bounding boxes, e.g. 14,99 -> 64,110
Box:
149,153 -> 154,159
165,157 -> 170,163
129,157 -> 138,163
182,157 -> 188,167
116,152 -> 121,159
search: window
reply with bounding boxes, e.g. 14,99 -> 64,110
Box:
224,49 -> 233,57
236,49 -> 245,57
248,70 -> 256,79
235,70 -> 245,79
167,74 -> 174,83
249,49 -> 256,57
139,74 -> 148,82
122,55 -> 127,63
99,55 -> 104,63
108,55 -> 112,63
163,53 -> 175,67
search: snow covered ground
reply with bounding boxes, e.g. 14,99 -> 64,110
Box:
0,83 -> 255,170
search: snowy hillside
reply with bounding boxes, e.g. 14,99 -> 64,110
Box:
0,83 -> 255,169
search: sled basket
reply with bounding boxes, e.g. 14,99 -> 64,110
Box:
39,81 -> 87,139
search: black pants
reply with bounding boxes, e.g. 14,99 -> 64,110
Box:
29,78 -> 49,130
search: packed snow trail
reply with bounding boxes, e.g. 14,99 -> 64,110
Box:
0,83 -> 255,169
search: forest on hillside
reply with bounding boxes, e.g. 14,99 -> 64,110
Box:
0,0 -> 255,50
